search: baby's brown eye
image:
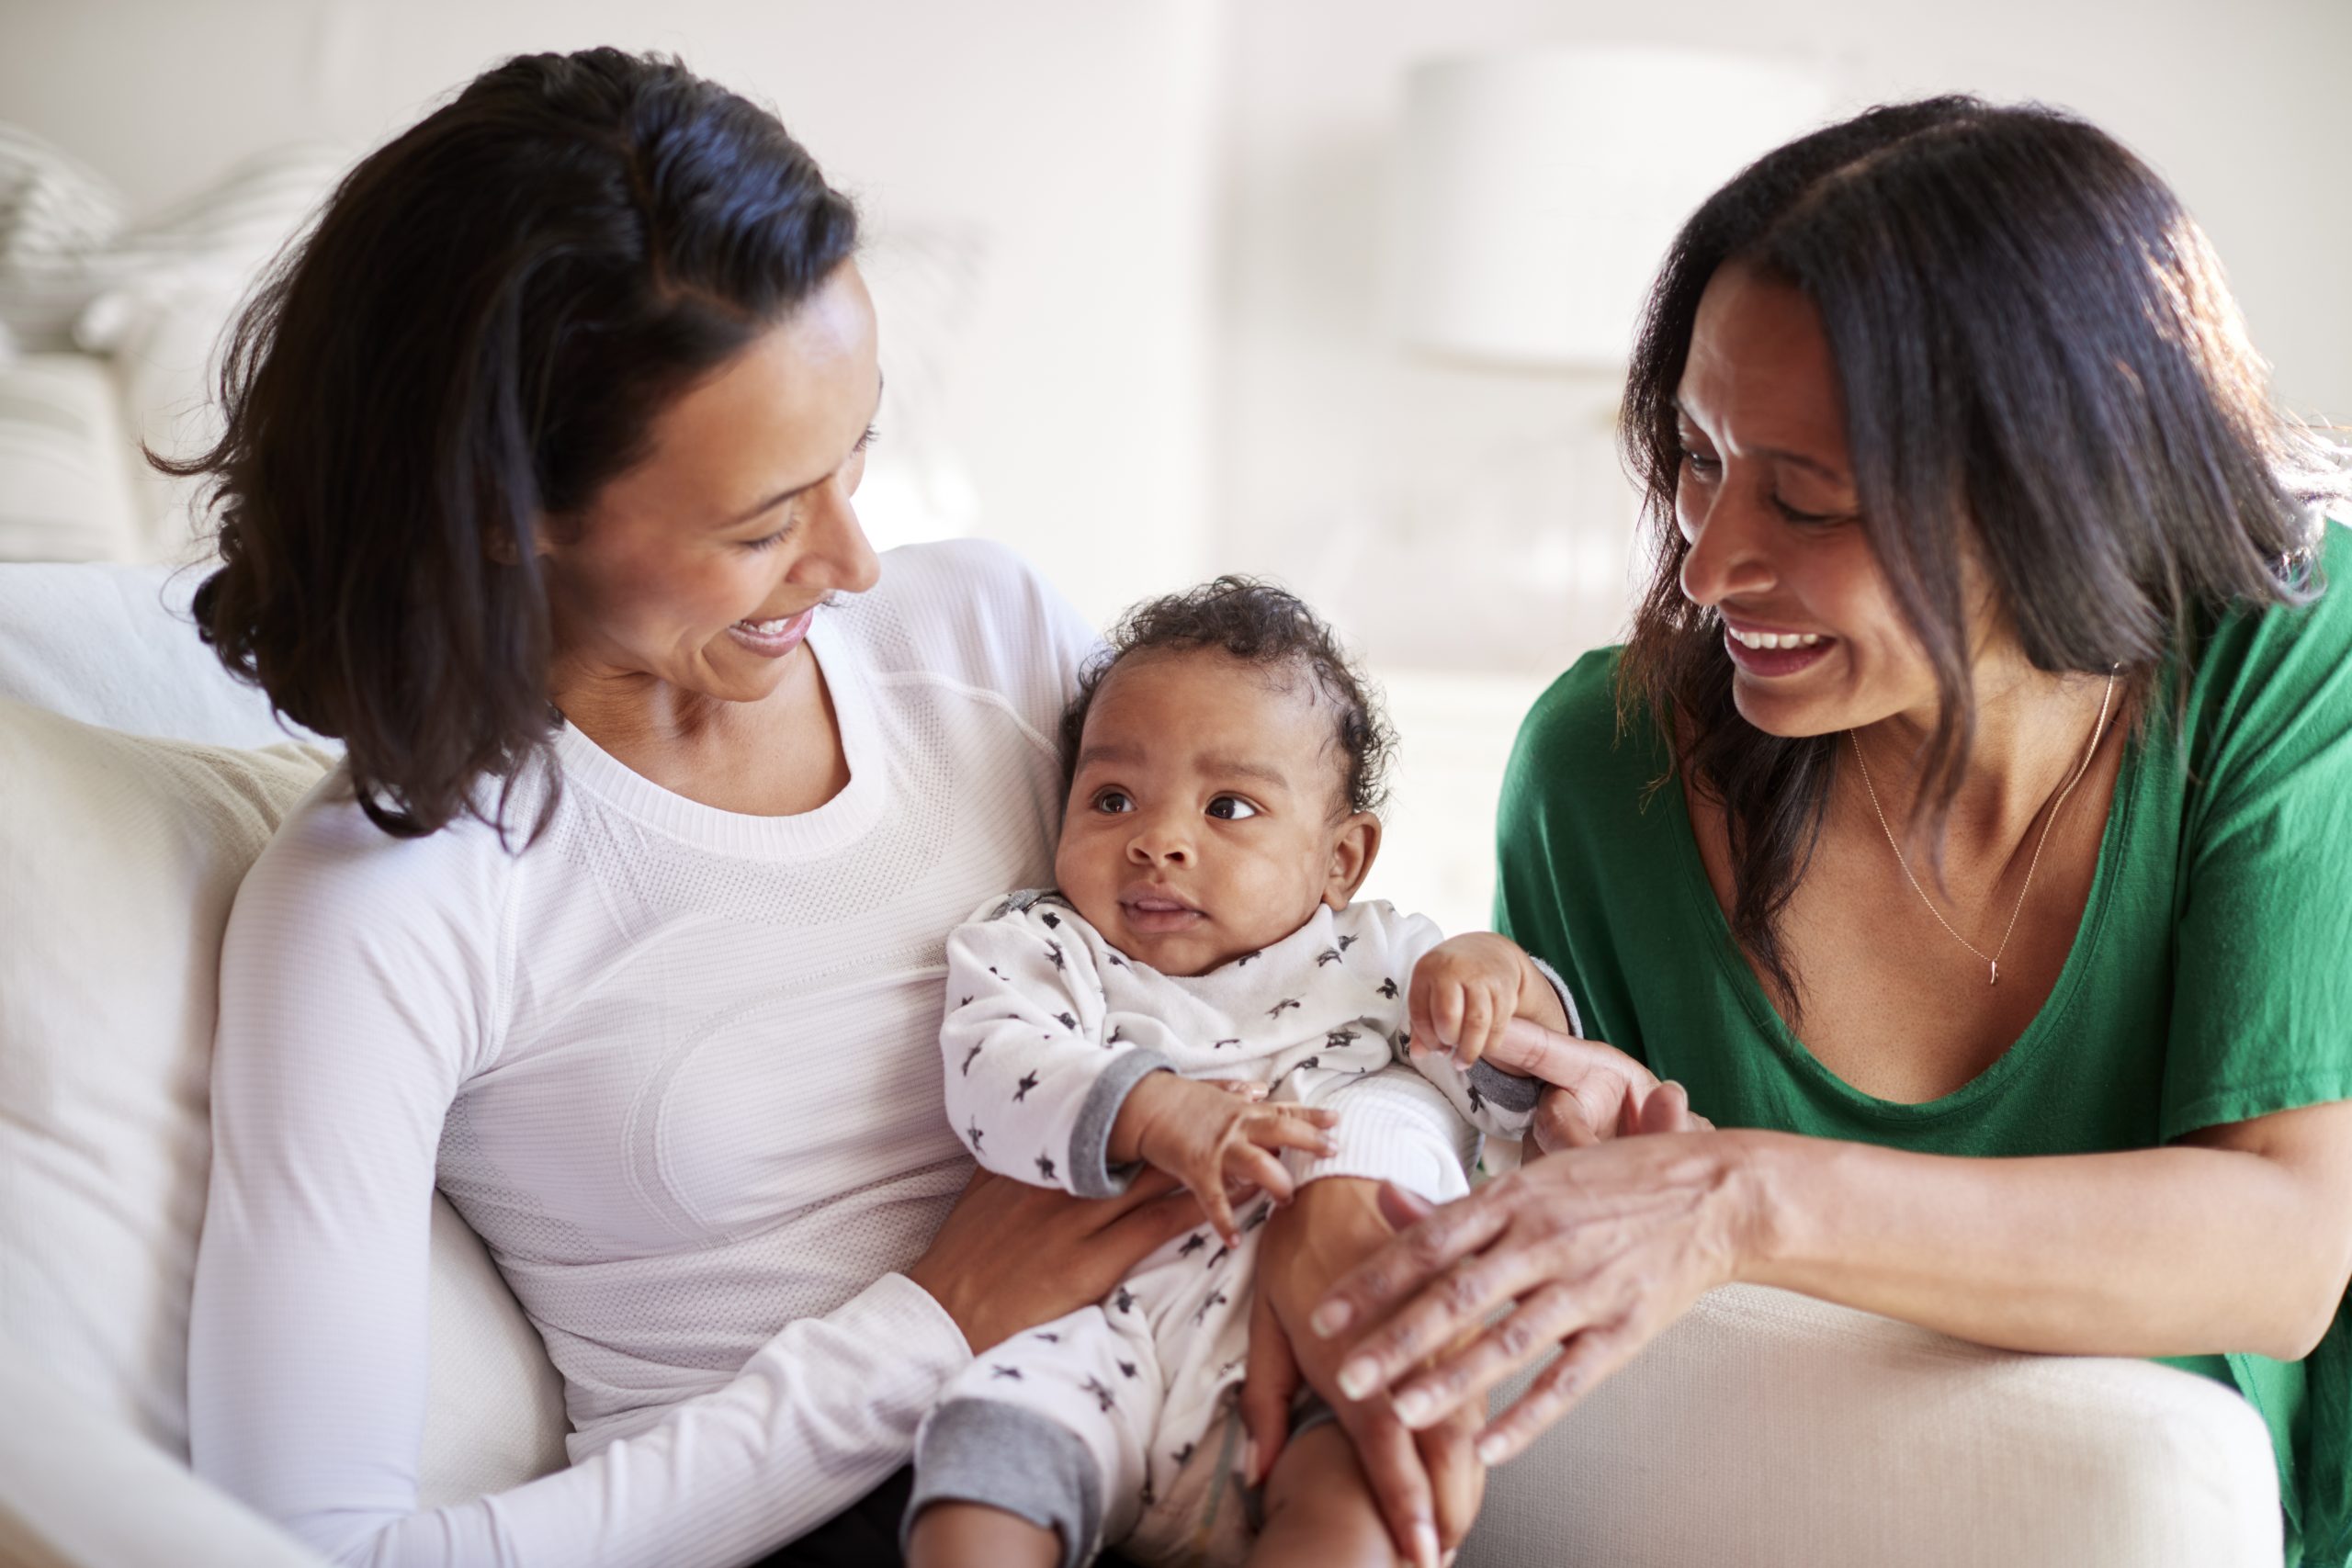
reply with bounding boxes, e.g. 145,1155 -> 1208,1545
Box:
1095,790 -> 1133,814
1205,795 -> 1258,821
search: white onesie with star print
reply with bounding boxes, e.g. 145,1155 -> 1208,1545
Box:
910,892 -> 1551,1568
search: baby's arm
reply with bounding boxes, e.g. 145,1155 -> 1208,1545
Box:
942,898 -> 1169,1198
1107,1074 -> 1337,1246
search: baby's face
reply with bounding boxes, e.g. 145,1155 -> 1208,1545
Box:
1055,649 -> 1376,977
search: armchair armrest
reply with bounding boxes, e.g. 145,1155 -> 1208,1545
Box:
1463,1284 -> 2281,1568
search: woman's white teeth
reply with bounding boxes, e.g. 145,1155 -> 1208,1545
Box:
738,616 -> 794,635
1728,627 -> 1825,650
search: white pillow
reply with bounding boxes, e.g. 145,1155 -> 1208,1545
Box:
0,125 -> 126,352
0,354 -> 146,563
0,696 -> 334,1450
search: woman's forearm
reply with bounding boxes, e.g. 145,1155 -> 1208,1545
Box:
1733,1112 -> 2352,1361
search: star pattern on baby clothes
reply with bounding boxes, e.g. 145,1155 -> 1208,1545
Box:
1206,1243 -> 1229,1269
1118,1359 -> 1138,1379
1036,1152 -> 1057,1181
1241,1202 -> 1272,1234
1317,948 -> 1343,967
1378,977 -> 1399,999
1046,941 -> 1066,972
1467,1080 -> 1487,1117
1178,1233 -> 1207,1258
1014,1071 -> 1040,1102
1327,1027 -> 1359,1049
960,1044 -> 983,1077
1235,951 -> 1260,967
1106,952 -> 1127,968
1172,1441 -> 1194,1467
1339,934 -> 1357,953
1268,998 -> 1301,1021
966,1118 -> 986,1155
1114,1286 -> 1137,1314
1083,1376 -> 1118,1413
1034,1330 -> 1062,1342
991,1364 -> 1023,1380
1041,911 -> 1061,929
1212,1037 -> 1239,1050
1193,1289 -> 1228,1326
1053,1012 -> 1076,1032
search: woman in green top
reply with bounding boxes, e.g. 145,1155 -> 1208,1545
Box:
1299,97 -> 2352,1563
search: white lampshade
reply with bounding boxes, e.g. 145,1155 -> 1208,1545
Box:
1393,46 -> 1833,371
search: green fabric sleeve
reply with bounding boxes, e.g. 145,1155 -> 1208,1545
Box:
2160,570 -> 2352,1143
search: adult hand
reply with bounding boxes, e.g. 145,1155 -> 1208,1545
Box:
905,1166 -> 1204,1354
1238,1179 -> 1483,1568
1476,1018 -> 1712,1155
1309,1131 -> 1763,1466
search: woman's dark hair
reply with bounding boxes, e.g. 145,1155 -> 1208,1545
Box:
1619,95 -> 2347,1009
1060,577 -> 1396,818
166,48 -> 859,839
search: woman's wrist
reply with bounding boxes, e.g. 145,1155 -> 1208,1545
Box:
1711,1127 -> 1807,1288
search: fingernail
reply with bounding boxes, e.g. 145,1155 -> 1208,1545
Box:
1444,1552 -> 1459,1568
1477,1433 -> 1510,1465
1337,1357 -> 1378,1401
1309,1301 -> 1351,1338
1392,1387 -> 1432,1426
1415,1521 -> 1441,1568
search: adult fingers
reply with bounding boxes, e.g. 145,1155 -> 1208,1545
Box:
1482,1019 -> 1659,1096
1476,1318 -> 1645,1465
1389,1281 -> 1589,1430
1375,1181 -> 1435,1235
1333,1242 -> 1550,1404
1419,1396 -> 1487,1553
1638,1080 -> 1694,1134
1310,1185 -> 1515,1351
1533,1086 -> 1609,1161
1238,1280 -> 1299,1488
1341,1404 -> 1442,1568
1098,1176 -> 1207,1259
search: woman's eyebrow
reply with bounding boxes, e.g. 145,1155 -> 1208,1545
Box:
1668,401 -> 1847,481
715,372 -> 886,529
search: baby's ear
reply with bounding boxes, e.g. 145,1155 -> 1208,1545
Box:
1323,811 -> 1382,907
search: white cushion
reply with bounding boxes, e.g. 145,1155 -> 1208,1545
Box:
1464,1282 -> 2282,1568
0,560 -> 568,1504
0,125 -> 126,352
0,355 -> 144,563
0,695 -> 334,1451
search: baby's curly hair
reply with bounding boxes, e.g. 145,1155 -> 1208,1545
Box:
1059,577 -> 1396,818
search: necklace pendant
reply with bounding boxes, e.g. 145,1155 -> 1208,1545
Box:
1988,961 -> 1999,987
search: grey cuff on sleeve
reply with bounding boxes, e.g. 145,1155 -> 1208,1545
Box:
905,1399 -> 1102,1568
1526,952 -> 1583,1037
1466,1057 -> 1544,1116
1069,1049 -> 1176,1198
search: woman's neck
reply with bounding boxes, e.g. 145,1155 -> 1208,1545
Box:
1849,656 -> 2120,853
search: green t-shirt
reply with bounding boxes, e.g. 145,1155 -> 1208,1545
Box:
1494,522 -> 2352,1566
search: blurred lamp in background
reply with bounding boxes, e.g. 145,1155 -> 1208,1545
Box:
1393,45 -> 1831,371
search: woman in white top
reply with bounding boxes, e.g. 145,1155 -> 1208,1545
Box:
178,47 -> 1504,1568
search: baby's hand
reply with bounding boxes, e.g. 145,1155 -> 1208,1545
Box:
1408,933 -> 1532,1072
1111,1074 -> 1339,1245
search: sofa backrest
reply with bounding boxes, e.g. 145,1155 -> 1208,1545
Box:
0,560 -> 568,1508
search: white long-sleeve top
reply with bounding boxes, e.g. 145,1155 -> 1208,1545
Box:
940,894 -> 1544,1208
187,542 -> 1098,1568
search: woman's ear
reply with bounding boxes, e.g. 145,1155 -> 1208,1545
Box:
1322,812 -> 1383,908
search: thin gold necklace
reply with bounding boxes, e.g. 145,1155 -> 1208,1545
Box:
1847,670 -> 2118,987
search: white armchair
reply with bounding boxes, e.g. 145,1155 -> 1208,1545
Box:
0,561 -> 2281,1568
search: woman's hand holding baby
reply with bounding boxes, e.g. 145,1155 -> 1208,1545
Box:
1408,933 -> 1570,1070
1111,1072 -> 1340,1245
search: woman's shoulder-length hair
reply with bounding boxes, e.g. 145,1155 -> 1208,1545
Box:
1615,94 -> 2348,1009
167,48 -> 858,841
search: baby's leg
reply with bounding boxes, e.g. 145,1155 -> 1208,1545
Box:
903,1304 -> 1160,1568
1248,1422 -> 1403,1568
905,1500 -> 1060,1568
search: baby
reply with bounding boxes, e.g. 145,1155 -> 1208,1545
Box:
904,580 -> 1574,1568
